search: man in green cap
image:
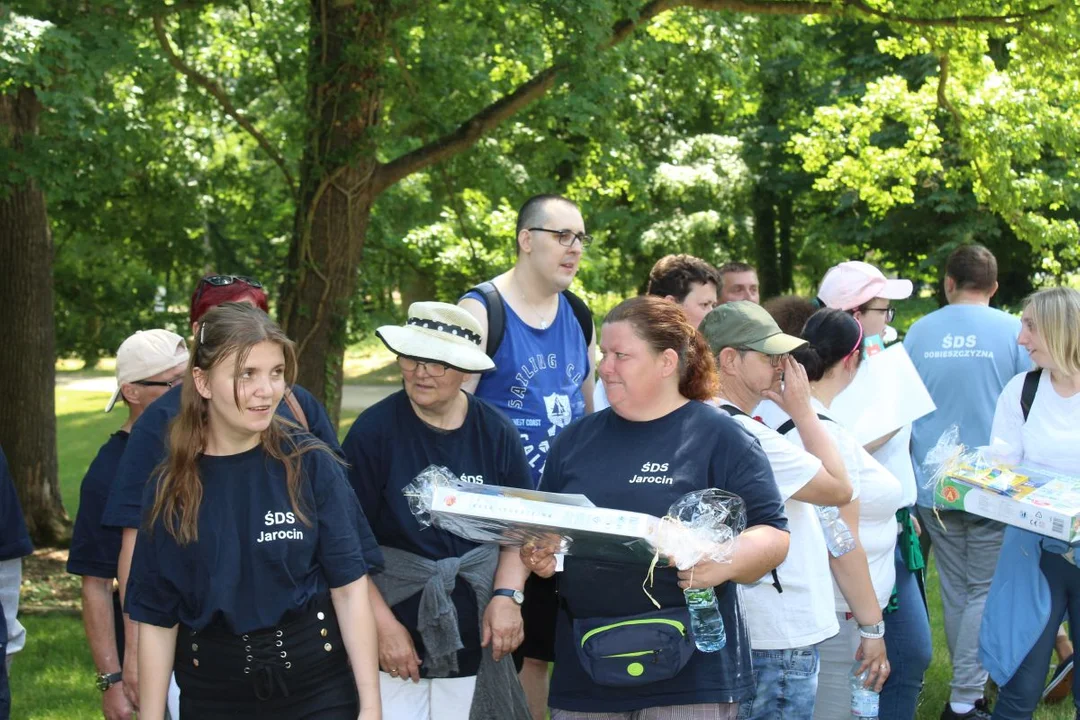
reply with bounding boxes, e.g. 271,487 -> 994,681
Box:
698,301 -> 887,720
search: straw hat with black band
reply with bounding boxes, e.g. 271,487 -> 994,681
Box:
376,302 -> 495,373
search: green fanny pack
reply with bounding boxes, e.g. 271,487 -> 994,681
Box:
571,605 -> 696,687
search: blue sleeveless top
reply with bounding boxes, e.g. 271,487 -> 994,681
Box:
463,290 -> 589,487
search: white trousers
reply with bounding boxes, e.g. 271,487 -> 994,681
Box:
378,671 -> 477,720
167,673 -> 181,720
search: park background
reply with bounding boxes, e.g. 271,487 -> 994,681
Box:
2,0 -> 1079,717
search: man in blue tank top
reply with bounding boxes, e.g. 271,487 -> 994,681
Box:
459,194 -> 596,720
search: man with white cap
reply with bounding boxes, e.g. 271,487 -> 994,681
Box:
817,261 -> 931,720
67,329 -> 187,720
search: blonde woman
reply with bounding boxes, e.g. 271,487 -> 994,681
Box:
126,303 -> 381,719
980,288 -> 1080,719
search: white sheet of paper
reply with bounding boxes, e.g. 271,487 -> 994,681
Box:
830,343 -> 936,446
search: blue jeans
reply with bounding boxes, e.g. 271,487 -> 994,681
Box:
992,551 -> 1080,719
879,545 -> 932,720
737,646 -> 819,720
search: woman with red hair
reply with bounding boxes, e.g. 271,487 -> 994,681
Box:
522,296 -> 790,718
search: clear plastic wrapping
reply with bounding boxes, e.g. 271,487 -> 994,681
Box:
652,488 -> 746,570
402,465 -> 747,567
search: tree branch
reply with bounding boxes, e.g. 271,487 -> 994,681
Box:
844,0 -> 1056,27
372,0 -> 1056,194
151,14 -> 297,198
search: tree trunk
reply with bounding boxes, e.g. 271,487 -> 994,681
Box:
0,88 -> 69,545
281,1 -> 388,427
777,193 -> 794,293
753,187 -> 781,300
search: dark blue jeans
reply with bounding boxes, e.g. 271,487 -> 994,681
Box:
992,550 -> 1080,719
879,545 -> 932,720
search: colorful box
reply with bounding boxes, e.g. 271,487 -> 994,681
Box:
935,466 -> 1080,543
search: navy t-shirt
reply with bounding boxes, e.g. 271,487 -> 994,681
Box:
541,402 -> 788,712
0,446 -> 32,562
67,432 -> 128,579
102,383 -> 340,530
127,440 -> 377,634
342,390 -> 531,677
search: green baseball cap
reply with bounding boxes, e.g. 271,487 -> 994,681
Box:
699,301 -> 808,355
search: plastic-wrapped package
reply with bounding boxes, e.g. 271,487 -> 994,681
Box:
403,464 -> 662,564
402,466 -> 748,567
922,425 -> 1080,542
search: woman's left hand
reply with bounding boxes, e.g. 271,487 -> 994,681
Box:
677,559 -> 731,590
481,596 -> 524,661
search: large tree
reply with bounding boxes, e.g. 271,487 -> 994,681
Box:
151,0 -> 1070,421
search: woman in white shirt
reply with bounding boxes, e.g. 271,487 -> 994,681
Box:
759,308 -> 904,719
981,287 -> 1080,719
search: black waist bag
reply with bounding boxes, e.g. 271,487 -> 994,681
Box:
571,605 -> 695,687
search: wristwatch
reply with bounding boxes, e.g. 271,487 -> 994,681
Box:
492,588 -> 525,605
858,621 -> 886,639
96,671 -> 123,692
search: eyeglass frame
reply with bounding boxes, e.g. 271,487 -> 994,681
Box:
526,227 -> 593,248
131,378 -> 181,388
397,356 -> 449,378
735,348 -> 789,368
854,305 -> 896,323
192,275 -> 264,309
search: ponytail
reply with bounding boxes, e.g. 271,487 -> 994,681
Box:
791,308 -> 863,382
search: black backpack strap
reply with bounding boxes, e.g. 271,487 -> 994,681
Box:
562,289 -> 594,347
1020,369 -> 1040,423
718,403 -> 750,419
469,282 -> 505,358
719,402 -> 781,593
771,569 -> 783,594
776,413 -> 833,436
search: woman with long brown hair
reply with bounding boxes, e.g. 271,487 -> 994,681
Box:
126,303 -> 381,719
521,295 -> 790,718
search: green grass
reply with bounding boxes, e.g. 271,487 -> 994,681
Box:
56,391 -> 119,517
15,388 -> 1076,718
8,615 -> 98,719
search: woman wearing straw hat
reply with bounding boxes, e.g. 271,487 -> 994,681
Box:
342,302 -> 533,720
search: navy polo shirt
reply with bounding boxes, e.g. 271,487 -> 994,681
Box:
342,390 -> 531,678
102,383 -> 340,530
126,441 -> 377,634
67,432 -> 128,579
540,402 -> 788,713
0,446 -> 32,562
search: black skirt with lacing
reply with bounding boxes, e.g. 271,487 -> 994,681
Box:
174,593 -> 359,719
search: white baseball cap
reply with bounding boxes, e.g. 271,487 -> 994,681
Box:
105,329 -> 190,412
817,261 -> 913,311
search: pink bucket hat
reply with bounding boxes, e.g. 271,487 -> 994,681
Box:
817,261 -> 913,311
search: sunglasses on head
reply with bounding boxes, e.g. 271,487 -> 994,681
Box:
193,275 -> 263,308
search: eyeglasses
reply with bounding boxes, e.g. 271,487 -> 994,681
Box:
737,348 -> 788,368
861,306 -> 896,323
398,357 -> 449,377
193,275 -> 264,308
527,227 -> 593,248
132,378 -> 181,388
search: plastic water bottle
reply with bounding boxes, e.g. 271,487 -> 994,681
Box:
684,587 -> 725,652
817,505 -> 856,557
850,662 -> 879,717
